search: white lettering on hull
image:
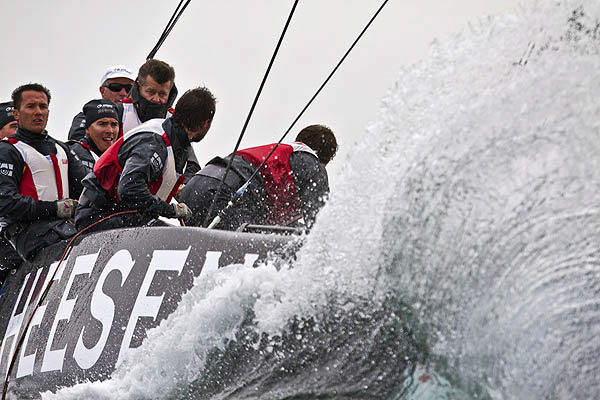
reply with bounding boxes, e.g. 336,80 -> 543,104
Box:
41,252 -> 97,373
73,250 -> 135,370
117,247 -> 191,366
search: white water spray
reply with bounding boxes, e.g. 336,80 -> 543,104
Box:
45,1 -> 600,399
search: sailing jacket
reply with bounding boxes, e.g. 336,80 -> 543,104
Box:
67,135 -> 102,173
80,118 -> 189,219
0,128 -> 86,223
232,142 -> 329,226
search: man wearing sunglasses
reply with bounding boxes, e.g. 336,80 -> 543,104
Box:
68,65 -> 134,141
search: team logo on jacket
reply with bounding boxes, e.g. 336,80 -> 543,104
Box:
0,162 -> 13,176
150,152 -> 163,173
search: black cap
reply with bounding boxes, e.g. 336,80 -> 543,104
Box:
83,99 -> 119,128
0,101 -> 15,129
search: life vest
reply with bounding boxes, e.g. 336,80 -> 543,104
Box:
235,142 -> 317,225
93,118 -> 183,203
6,139 -> 69,201
121,99 -> 174,135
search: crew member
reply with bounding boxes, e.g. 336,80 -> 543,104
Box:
0,101 -> 20,272
68,65 -> 134,141
74,86 -> 216,233
0,101 -> 17,139
178,124 -> 338,230
67,99 -> 119,175
0,84 -> 87,262
121,59 -> 200,179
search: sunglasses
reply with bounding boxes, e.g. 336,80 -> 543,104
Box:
103,83 -> 133,93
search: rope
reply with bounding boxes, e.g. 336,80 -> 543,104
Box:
206,0 -> 390,229
1,210 -> 136,399
147,0 -> 192,60
202,0 -> 300,227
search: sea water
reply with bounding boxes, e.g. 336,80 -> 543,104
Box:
44,1 -> 600,399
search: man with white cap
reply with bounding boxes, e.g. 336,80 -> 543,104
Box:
68,65 -> 134,141
0,101 -> 17,140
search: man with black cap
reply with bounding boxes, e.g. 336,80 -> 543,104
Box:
67,99 -> 119,175
68,65 -> 134,141
178,124 -> 338,230
0,101 -> 17,139
74,86 -> 216,233
0,101 -> 21,277
0,83 -> 87,262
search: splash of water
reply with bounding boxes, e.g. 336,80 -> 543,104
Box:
44,1 -> 600,399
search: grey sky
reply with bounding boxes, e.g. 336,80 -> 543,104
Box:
0,0 -> 520,182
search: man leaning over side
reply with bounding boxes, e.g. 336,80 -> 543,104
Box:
178,124 -> 338,230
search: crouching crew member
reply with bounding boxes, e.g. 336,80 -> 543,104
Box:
74,87 -> 216,233
67,99 -> 120,174
0,84 -> 87,262
178,124 -> 338,230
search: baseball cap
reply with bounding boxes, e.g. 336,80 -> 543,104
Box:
100,65 -> 135,86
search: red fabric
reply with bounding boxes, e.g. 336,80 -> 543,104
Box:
78,142 -> 91,152
49,154 -> 64,200
93,137 -> 126,201
147,175 -> 163,196
19,165 -> 38,200
93,132 -> 171,202
165,175 -> 186,203
121,98 -> 132,104
235,143 -> 300,225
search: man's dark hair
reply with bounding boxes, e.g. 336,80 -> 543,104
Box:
296,124 -> 338,164
12,83 -> 51,109
172,87 -> 216,131
138,59 -> 175,86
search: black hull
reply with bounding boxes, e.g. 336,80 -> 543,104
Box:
0,226 -> 293,398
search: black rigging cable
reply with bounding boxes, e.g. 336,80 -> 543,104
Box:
205,0 -> 390,229
147,0 -> 192,60
202,0 -> 300,227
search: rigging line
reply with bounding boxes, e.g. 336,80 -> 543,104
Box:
147,0 -> 191,60
206,0 -> 390,230
202,0 -> 300,227
157,0 -> 185,49
149,0 -> 192,60
147,0 -> 185,59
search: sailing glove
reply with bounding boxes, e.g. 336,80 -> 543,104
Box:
172,202 -> 192,219
56,199 -> 78,219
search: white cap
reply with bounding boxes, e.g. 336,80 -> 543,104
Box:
100,65 -> 135,85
